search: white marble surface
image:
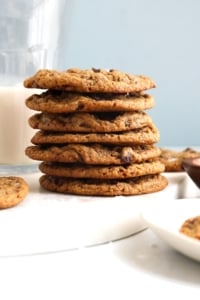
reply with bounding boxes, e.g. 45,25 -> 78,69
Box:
0,171 -> 185,256
0,229 -> 200,300
0,171 -> 200,299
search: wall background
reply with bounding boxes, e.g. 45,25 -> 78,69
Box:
60,0 -> 200,147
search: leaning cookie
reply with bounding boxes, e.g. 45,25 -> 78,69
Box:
25,91 -> 155,113
28,111 -> 154,132
39,160 -> 165,179
0,176 -> 29,209
24,68 -> 156,93
39,174 -> 168,196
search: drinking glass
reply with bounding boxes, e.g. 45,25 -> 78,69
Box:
0,0 -> 67,174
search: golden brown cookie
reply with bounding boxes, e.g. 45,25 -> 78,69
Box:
25,90 -> 155,113
28,111 -> 153,132
24,68 -> 156,93
39,174 -> 168,196
25,144 -> 161,165
0,176 -> 29,209
30,125 -> 160,145
179,215 -> 200,240
160,147 -> 200,172
39,160 -> 165,179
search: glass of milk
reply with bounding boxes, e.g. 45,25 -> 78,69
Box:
0,0 -> 67,174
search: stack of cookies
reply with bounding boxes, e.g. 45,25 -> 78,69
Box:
24,68 -> 168,196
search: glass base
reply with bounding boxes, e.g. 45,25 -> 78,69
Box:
0,163 -> 39,175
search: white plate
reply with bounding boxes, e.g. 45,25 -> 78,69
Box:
0,172 -> 181,257
142,198 -> 200,262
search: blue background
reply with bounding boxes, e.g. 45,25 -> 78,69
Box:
60,0 -> 200,147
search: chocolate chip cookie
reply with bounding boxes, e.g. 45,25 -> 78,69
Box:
30,125 -> 160,145
28,111 -> 153,132
24,68 -> 156,93
39,174 -> 168,196
0,176 -> 29,209
160,147 -> 200,172
179,215 -> 200,240
25,90 -> 155,113
39,160 -> 165,179
25,144 -> 161,164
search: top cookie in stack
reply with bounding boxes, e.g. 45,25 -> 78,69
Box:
24,68 -> 168,196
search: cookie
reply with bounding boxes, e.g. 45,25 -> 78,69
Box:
24,68 -> 156,93
160,147 -> 200,172
28,111 -> 153,132
0,176 -> 29,209
31,125 -> 160,145
39,174 -> 168,196
25,90 -> 155,113
25,144 -> 161,165
39,160 -> 165,179
179,215 -> 200,240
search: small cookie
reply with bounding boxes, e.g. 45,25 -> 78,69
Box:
31,125 -> 160,145
24,68 -> 156,93
28,111 -> 153,132
160,147 -> 200,172
26,144 -> 161,165
0,176 -> 29,209
25,90 -> 155,113
39,160 -> 165,179
39,174 -> 168,196
179,215 -> 200,240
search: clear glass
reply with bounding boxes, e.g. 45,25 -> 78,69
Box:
0,0 -> 66,174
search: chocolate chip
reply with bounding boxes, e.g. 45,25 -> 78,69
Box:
121,147 -> 134,164
94,112 -> 120,121
92,68 -> 101,73
90,93 -> 117,100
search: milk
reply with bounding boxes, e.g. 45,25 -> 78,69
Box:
0,86 -> 40,165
